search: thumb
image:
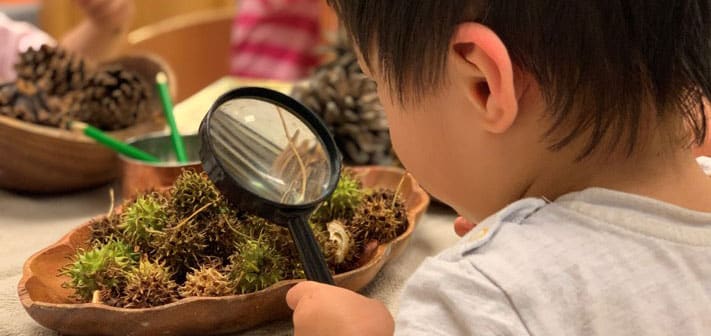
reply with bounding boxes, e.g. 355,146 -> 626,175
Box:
454,216 -> 476,237
286,281 -> 319,310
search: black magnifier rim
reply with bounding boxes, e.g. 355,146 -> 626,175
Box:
199,87 -> 342,213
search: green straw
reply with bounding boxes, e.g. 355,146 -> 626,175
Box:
156,72 -> 188,163
70,121 -> 160,163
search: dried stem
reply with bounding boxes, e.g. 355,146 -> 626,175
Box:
174,202 -> 215,230
393,171 -> 408,208
91,290 -> 102,304
276,106 -> 307,202
107,188 -> 115,217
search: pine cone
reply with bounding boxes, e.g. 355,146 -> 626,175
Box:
69,66 -> 151,131
179,265 -> 234,298
14,45 -> 87,96
0,81 -> 68,127
291,38 -> 395,165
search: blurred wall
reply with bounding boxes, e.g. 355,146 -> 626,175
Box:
39,0 -> 236,38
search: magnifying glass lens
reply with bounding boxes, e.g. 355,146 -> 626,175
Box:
209,98 -> 331,205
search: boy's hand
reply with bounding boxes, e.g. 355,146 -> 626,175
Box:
287,281 -> 394,336
454,216 -> 477,237
76,0 -> 134,32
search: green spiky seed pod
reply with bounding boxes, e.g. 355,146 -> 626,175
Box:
61,239 -> 138,301
118,192 -> 168,249
116,258 -> 179,308
179,265 -> 234,298
228,237 -> 288,294
240,214 -> 295,258
311,170 -> 364,223
349,189 -> 408,244
150,219 -> 208,281
170,170 -> 222,221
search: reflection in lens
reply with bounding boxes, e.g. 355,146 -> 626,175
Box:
208,98 -> 331,205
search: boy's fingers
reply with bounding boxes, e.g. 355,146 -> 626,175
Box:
454,216 -> 476,237
286,281 -> 319,310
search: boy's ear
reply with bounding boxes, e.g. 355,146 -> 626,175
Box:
452,23 -> 518,134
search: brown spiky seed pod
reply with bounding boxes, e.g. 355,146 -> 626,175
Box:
14,45 -> 87,96
201,206 -> 242,262
150,218 -> 208,281
179,265 -> 234,298
69,66 -> 151,131
88,213 -> 123,247
291,34 -> 394,165
349,189 -> 408,244
116,259 -> 179,308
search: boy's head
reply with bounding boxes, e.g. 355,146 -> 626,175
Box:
327,1 -> 711,220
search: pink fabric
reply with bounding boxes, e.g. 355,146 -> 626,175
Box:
0,13 -> 56,83
230,0 -> 321,80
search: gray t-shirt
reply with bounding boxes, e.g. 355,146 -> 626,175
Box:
396,159 -> 711,335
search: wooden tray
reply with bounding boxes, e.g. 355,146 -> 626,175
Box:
18,166 -> 430,336
0,53 -> 176,194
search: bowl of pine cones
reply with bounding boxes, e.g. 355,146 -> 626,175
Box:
0,45 -> 176,193
18,166 -> 430,336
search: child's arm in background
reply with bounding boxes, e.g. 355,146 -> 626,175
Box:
0,13 -> 56,82
60,0 -> 134,63
287,281 -> 394,336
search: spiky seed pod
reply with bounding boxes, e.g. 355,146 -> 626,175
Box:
118,192 -> 169,249
169,170 -> 222,221
311,170 -> 364,223
291,35 -> 394,165
228,237 -> 288,294
88,213 -> 122,247
200,205 -> 242,262
150,219 -> 208,281
116,259 -> 179,308
179,265 -> 234,298
349,189 -> 408,244
60,239 -> 138,301
14,45 -> 87,96
68,66 -> 151,131
239,214 -> 295,257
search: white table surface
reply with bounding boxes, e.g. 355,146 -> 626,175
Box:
0,184 -> 459,335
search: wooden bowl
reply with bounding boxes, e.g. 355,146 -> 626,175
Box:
18,166 -> 430,336
0,53 -> 176,194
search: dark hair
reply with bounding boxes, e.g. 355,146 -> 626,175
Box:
327,1 -> 711,157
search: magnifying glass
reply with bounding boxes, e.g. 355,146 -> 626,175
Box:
199,87 -> 341,284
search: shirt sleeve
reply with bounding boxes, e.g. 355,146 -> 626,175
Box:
395,257 -> 531,336
0,13 -> 56,83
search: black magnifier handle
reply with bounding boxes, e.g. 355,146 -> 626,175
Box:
287,216 -> 335,284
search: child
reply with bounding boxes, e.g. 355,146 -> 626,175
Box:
285,1 -> 711,335
230,0 -> 321,80
0,0 -> 134,82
